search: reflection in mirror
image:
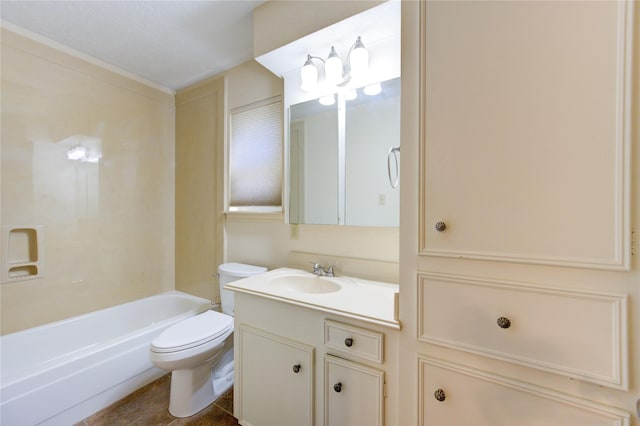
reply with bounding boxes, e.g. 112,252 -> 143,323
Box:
289,77 -> 400,227
289,98 -> 338,224
346,78 -> 400,226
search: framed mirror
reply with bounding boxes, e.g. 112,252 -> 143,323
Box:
289,77 -> 400,227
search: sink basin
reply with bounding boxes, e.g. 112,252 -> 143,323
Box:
272,275 -> 341,294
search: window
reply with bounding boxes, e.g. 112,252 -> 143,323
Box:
228,97 -> 283,211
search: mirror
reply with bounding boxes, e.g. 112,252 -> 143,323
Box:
289,77 -> 400,227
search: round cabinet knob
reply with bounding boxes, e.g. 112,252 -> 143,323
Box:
435,221 -> 447,232
344,338 -> 354,347
333,382 -> 342,393
497,317 -> 511,329
434,388 -> 446,402
292,364 -> 301,373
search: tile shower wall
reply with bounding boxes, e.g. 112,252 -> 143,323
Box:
0,28 -> 176,334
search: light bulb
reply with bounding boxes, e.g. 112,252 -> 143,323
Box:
325,46 -> 343,86
301,55 -> 318,91
349,36 -> 368,79
319,95 -> 336,106
363,82 -> 382,96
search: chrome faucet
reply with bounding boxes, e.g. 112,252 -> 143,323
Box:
312,263 -> 337,277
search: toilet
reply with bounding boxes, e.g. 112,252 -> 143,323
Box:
150,262 -> 267,418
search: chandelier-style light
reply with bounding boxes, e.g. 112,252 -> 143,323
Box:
300,36 -> 369,91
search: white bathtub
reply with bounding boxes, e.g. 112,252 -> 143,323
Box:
0,291 -> 212,426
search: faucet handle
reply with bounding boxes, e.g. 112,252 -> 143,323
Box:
325,264 -> 340,277
311,262 -> 324,274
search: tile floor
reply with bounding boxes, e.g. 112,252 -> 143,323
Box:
75,374 -> 239,426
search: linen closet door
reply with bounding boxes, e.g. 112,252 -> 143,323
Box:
420,1 -> 630,269
402,1 -> 639,425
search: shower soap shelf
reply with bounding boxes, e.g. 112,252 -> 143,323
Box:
1,226 -> 45,283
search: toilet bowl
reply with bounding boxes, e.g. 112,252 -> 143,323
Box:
149,263 -> 267,418
150,310 -> 233,417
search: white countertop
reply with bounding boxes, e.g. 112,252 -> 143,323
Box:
225,267 -> 401,329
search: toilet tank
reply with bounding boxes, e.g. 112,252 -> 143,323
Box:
218,263 -> 267,315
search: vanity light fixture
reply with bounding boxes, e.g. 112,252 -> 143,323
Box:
62,135 -> 103,163
67,146 -> 87,161
66,144 -> 102,163
301,36 -> 369,91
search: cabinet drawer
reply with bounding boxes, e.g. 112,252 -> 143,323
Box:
324,320 -> 384,364
419,356 -> 629,426
418,274 -> 627,389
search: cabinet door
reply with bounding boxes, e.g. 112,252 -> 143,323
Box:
324,355 -> 384,426
238,325 -> 314,426
420,1 -> 632,270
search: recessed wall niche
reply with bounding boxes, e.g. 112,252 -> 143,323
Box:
2,226 -> 45,283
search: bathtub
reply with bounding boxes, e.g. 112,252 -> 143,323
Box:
0,291 -> 212,425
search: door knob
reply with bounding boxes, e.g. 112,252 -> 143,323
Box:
435,221 -> 447,232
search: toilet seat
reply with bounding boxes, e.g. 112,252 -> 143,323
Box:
151,310 -> 233,354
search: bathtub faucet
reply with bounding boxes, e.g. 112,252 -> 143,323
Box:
312,263 -> 337,277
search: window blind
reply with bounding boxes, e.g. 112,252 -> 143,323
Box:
229,98 -> 283,208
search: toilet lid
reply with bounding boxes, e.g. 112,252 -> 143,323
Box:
218,262 -> 267,278
151,310 -> 233,353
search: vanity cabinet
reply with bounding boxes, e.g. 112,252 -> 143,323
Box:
237,325 -> 314,426
232,290 -> 399,426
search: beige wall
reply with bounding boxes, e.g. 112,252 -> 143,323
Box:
174,78 -> 225,301
173,60 -> 286,303
0,29 -> 176,334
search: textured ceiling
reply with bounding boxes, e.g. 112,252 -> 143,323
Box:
0,0 -> 266,91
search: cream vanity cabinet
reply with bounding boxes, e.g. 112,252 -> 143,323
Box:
238,325 -> 314,426
407,0 -> 637,425
232,290 -> 397,426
